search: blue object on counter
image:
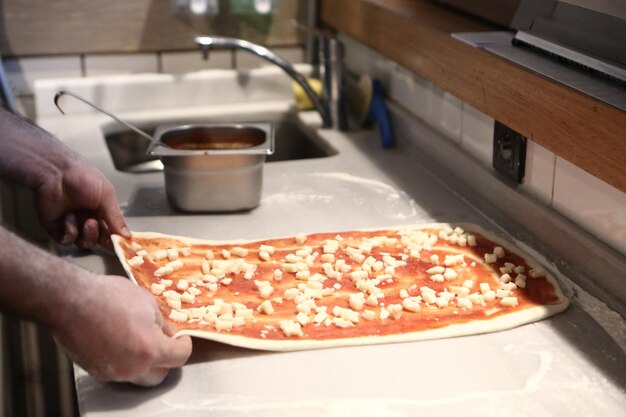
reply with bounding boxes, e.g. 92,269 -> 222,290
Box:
366,79 -> 394,148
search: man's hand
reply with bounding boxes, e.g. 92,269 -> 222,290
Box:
34,154 -> 130,249
0,107 -> 130,249
52,274 -> 193,386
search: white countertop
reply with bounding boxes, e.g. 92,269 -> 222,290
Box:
36,82 -> 626,416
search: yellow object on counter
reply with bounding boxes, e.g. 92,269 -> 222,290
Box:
292,78 -> 322,110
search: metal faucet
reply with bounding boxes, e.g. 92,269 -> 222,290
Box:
195,32 -> 345,129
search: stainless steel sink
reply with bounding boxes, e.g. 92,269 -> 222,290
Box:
103,114 -> 337,173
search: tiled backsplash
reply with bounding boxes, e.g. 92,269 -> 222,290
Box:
340,34 -> 626,257
3,46 -> 303,119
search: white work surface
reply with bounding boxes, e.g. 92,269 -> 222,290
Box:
37,96 -> 625,417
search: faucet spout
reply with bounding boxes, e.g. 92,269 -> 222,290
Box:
195,36 -> 331,127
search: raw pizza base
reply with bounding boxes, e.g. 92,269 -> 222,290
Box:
112,223 -> 569,351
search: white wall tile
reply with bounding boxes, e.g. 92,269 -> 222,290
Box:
521,141 -> 555,205
339,33 -> 394,89
388,67 -> 461,143
461,103 -> 494,166
428,86 -> 463,144
236,47 -> 303,70
388,66 -> 429,122
161,50 -> 232,73
553,157 -> 626,256
4,55 -> 82,95
84,53 -> 158,76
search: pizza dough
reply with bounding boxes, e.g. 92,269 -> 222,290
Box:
111,223 -> 569,351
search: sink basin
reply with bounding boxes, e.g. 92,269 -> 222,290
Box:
103,113 -> 337,173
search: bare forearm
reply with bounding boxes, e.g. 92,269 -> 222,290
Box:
0,224 -> 90,328
0,107 -> 76,189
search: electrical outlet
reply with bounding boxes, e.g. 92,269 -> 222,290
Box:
492,121 -> 527,184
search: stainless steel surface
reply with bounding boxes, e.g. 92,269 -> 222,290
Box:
512,0 -> 626,72
40,101 -> 626,417
163,153 -> 265,212
147,123 -> 274,212
514,30 -> 626,82
32,62 -> 625,417
452,31 -> 626,112
54,90 -> 162,146
194,36 -> 332,128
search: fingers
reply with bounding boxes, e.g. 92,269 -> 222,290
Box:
130,367 -> 171,387
60,213 -> 78,245
157,334 -> 193,368
76,218 -> 99,249
97,219 -> 113,250
99,185 -> 131,239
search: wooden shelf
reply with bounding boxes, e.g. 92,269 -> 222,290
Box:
321,0 -> 626,193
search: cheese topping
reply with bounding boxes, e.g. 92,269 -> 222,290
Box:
122,223 -> 559,341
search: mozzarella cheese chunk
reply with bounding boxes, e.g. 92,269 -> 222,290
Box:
499,273 -> 512,283
296,271 -> 310,280
402,298 -> 421,312
176,279 -> 189,291
443,268 -> 458,280
444,254 -> 465,266
166,248 -> 179,261
153,249 -> 168,261
462,279 -> 474,289
259,285 -> 274,299
332,317 -> 355,328
279,320 -> 303,337
529,269 -> 546,278
496,289 -> 511,298
427,266 -> 445,275
167,259 -> 184,271
456,297 -> 473,309
215,319 -> 233,331
181,292 -> 195,304
349,294 -> 366,311
169,310 -> 187,322
231,247 -> 248,257
483,290 -> 496,301
430,274 -> 445,283
295,233 -> 308,244
484,253 -> 498,264
362,309 -> 377,320
150,283 -> 165,295
500,296 -> 519,307
167,298 -> 182,310
296,312 -> 310,326
127,255 -> 144,268
154,266 -> 174,277
259,244 -> 275,255
273,269 -> 283,281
